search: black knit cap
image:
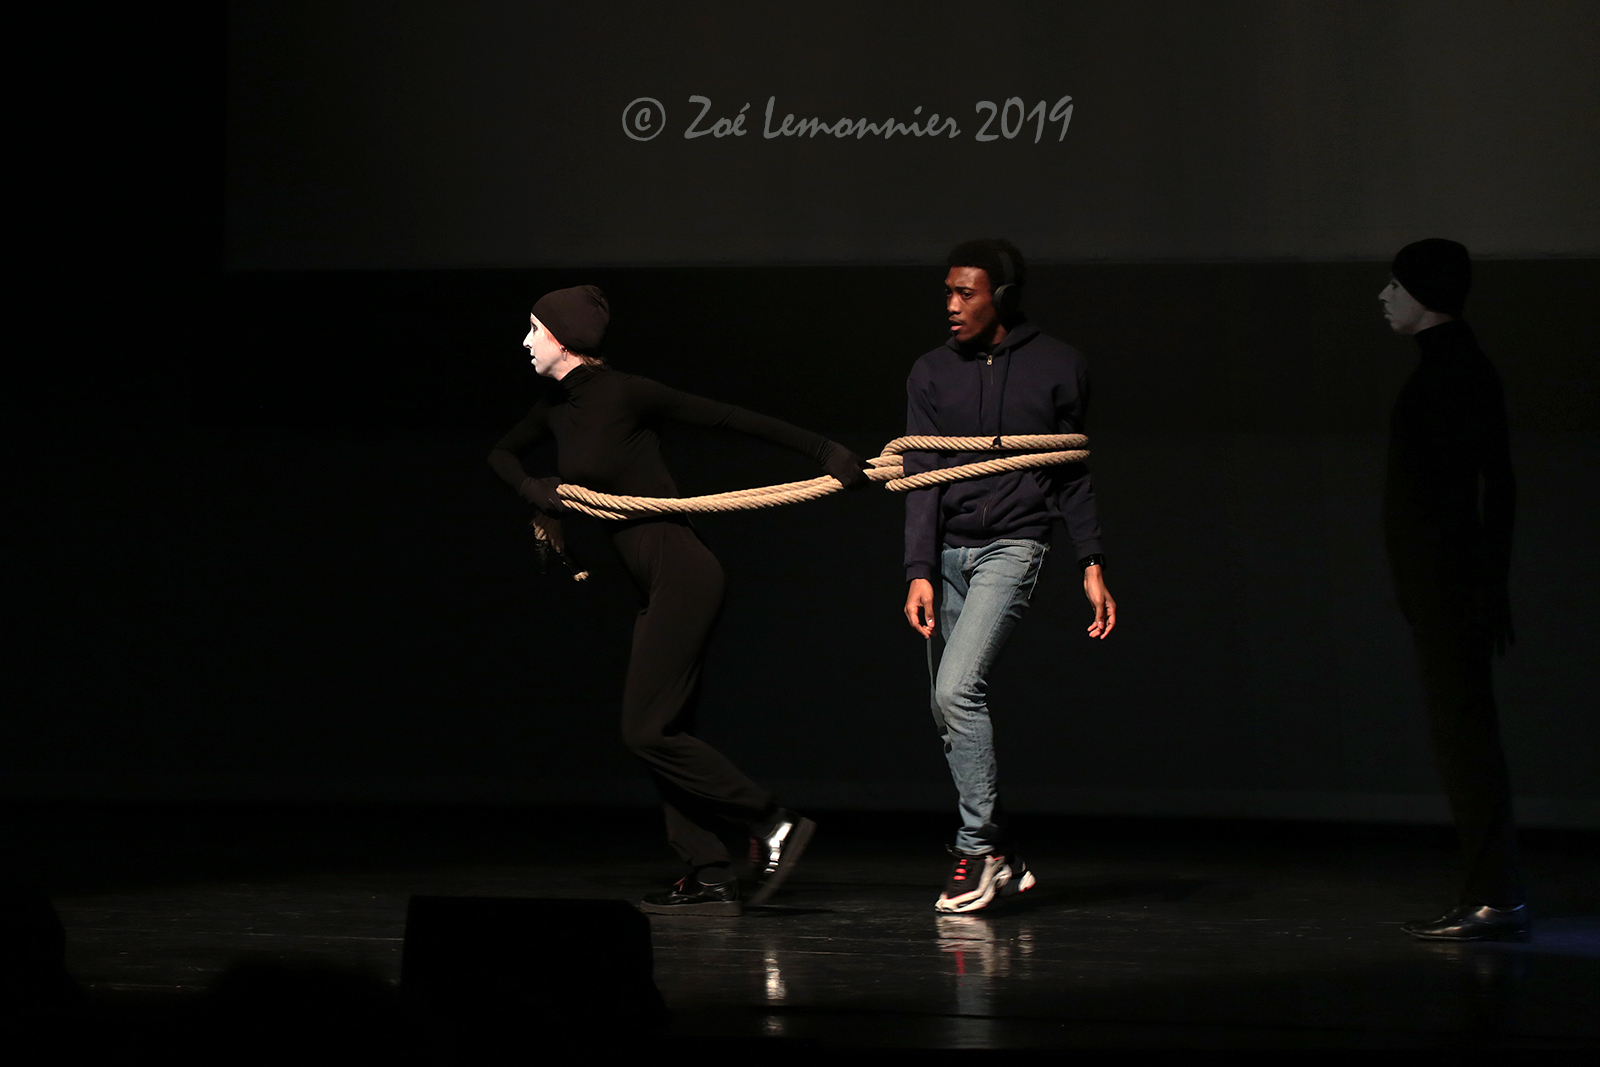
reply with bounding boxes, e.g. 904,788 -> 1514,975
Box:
532,285 -> 610,353
1391,238 -> 1471,318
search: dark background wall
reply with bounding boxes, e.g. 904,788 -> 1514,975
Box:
226,1 -> 1597,267
11,2 -> 1597,824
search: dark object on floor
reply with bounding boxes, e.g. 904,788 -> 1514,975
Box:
401,895 -> 668,1048
0,892 -> 79,1008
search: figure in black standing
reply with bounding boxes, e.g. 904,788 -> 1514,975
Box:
488,286 -> 868,915
1380,239 -> 1525,940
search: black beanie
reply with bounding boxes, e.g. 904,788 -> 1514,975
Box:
532,285 -> 610,353
1391,239 -> 1471,318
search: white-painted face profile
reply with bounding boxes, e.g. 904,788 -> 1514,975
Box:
1379,277 -> 1431,335
524,315 -> 580,378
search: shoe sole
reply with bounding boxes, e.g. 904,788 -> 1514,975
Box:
746,817 -> 816,906
638,899 -> 743,917
1402,926 -> 1529,942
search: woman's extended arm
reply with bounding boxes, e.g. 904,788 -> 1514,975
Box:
628,378 -> 868,487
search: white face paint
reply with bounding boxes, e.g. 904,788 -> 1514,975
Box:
1379,276 -> 1432,335
524,315 -> 578,378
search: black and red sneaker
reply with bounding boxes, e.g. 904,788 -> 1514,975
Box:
640,873 -> 742,917
935,847 -> 1036,913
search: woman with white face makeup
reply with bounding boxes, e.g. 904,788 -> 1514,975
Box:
488,285 -> 868,916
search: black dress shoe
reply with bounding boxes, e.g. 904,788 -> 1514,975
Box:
639,875 -> 742,917
746,809 -> 816,906
1401,903 -> 1530,941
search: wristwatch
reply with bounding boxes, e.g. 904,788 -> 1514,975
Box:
1078,554 -> 1106,571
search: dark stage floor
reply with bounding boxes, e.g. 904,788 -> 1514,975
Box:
8,804 -> 1600,1055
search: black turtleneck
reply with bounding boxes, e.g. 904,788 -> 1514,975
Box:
488,364 -> 833,501
1383,320 -> 1515,609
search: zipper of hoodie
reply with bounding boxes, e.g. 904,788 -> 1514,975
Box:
981,353 -> 993,527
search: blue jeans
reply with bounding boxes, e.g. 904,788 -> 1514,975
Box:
928,539 -> 1049,854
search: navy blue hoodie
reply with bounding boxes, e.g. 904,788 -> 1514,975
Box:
903,320 -> 1103,582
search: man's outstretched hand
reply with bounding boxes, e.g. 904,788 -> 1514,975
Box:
904,578 -> 935,639
1084,565 -> 1117,639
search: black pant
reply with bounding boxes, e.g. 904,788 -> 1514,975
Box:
1408,619 -> 1523,907
613,520 -> 776,868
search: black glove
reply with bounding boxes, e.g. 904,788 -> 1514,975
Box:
519,475 -> 569,515
819,441 -> 870,490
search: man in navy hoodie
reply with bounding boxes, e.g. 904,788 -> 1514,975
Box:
902,238 -> 1116,913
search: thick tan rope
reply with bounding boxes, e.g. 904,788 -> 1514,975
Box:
553,434 -> 1088,522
